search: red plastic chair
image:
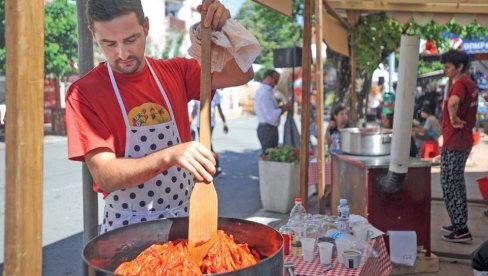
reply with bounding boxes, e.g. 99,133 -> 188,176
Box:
473,131 -> 481,147
421,140 -> 440,159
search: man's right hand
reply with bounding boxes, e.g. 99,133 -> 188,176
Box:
280,103 -> 292,113
450,116 -> 466,129
167,141 -> 216,183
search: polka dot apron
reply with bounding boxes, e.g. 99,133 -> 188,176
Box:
100,59 -> 195,233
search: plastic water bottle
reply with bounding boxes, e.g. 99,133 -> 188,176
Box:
289,198 -> 307,257
337,198 -> 350,233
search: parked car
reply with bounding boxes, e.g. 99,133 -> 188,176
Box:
0,97 -> 5,141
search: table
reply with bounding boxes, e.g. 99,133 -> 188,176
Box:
284,236 -> 392,276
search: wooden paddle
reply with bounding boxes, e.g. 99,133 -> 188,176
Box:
188,7 -> 218,263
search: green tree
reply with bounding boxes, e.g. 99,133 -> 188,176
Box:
44,0 -> 78,79
0,0 -> 6,74
350,12 -> 403,118
235,0 -> 303,69
0,0 -> 78,78
406,19 -> 488,75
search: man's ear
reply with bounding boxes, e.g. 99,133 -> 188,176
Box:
143,17 -> 149,36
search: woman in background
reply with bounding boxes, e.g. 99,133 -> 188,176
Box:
325,104 -> 350,153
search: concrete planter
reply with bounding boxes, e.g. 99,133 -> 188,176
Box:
259,160 -> 300,213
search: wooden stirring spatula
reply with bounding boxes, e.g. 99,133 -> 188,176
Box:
188,8 -> 218,263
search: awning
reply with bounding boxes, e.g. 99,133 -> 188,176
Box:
322,9 -> 350,57
326,0 -> 488,26
252,0 -> 292,17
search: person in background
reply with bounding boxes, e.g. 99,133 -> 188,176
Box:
422,84 -> 439,118
65,0 -> 259,233
473,240 -> 488,275
439,49 -> 478,243
381,112 -> 418,157
325,103 -> 350,153
191,89 -> 228,177
254,69 -> 291,155
368,84 -> 383,122
412,105 -> 441,150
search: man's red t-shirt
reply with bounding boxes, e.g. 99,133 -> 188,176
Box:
66,57 -> 201,162
442,75 -> 478,151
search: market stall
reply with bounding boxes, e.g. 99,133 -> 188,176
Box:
4,0 -> 488,274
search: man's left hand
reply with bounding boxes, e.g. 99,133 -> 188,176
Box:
223,123 -> 229,134
198,0 -> 230,31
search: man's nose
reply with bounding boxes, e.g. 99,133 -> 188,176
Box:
117,44 -> 130,60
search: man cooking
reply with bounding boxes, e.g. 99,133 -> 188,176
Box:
66,0 -> 260,233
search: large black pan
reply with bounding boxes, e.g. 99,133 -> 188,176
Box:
83,217 -> 284,275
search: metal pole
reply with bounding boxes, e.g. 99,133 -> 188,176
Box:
76,1 -> 97,275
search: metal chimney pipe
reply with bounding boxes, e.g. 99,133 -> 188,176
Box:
378,35 -> 420,193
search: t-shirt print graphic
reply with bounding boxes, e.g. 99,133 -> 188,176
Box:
128,103 -> 171,126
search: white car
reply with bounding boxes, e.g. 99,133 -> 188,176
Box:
0,100 -> 5,125
0,98 -> 5,141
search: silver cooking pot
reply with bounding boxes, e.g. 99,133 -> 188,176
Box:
83,217 -> 283,275
339,128 -> 393,156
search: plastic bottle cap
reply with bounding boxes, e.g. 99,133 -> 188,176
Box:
295,198 -> 302,203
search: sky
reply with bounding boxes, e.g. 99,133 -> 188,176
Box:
221,0 -> 246,17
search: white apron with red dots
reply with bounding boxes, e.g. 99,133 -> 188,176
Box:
100,59 -> 194,233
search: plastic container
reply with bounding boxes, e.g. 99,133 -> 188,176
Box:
326,229 -> 378,259
289,198 -> 307,257
337,199 -> 350,233
477,177 -> 488,200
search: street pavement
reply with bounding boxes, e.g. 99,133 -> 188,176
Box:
0,115 -> 487,275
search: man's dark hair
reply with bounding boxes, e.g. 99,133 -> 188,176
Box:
86,0 -> 145,31
263,69 -> 278,79
440,49 -> 470,73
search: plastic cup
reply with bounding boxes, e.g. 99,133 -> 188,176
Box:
352,223 -> 374,243
318,242 -> 334,265
335,238 -> 352,264
343,249 -> 362,269
301,237 -> 316,262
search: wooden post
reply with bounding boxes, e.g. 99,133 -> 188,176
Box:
347,11 -> 359,125
4,0 -> 44,275
300,0 -> 312,210
315,0 -> 326,214
76,1 -> 97,275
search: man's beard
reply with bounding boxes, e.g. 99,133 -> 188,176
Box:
114,56 -> 142,74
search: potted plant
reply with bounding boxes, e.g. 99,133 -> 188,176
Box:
259,146 -> 300,213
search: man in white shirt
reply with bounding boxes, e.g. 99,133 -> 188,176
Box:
254,69 -> 291,155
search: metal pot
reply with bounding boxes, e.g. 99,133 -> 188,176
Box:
340,128 -> 392,156
83,217 -> 283,275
